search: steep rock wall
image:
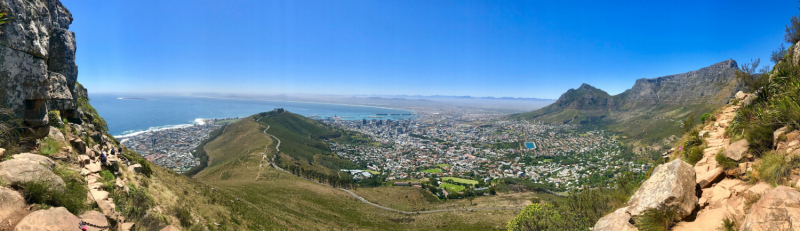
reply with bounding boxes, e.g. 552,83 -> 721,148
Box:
0,0 -> 78,131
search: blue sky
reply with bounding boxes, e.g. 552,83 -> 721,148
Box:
65,0 -> 798,99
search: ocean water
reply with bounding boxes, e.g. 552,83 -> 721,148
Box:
89,94 -> 416,138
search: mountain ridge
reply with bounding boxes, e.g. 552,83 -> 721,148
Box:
512,59 -> 742,148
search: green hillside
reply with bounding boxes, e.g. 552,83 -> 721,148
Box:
252,110 -> 362,175
190,111 -> 519,230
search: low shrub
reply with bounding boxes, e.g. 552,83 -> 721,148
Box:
757,152 -> 799,186
720,215 -> 740,231
635,205 -> 679,231
99,170 -> 115,192
746,125 -> 774,156
39,137 -> 61,155
16,174 -> 88,214
174,205 -> 193,228
682,145 -> 704,166
701,113 -> 711,124
716,151 -> 739,170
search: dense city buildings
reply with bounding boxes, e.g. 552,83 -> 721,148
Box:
119,118 -> 239,173
323,110 -> 646,192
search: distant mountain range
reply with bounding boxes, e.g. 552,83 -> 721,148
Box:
512,59 -> 742,148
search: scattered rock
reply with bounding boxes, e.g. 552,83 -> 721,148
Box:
0,159 -> 64,190
743,182 -> 772,202
741,186 -> 800,231
626,159 -> 698,219
774,127 -> 788,148
735,91 -> 747,100
743,93 -> 758,106
0,187 -> 25,223
160,225 -> 181,231
0,148 -> 5,157
13,207 -> 80,231
78,211 -> 109,231
85,162 -> 101,173
78,155 -> 91,166
724,139 -> 749,161
592,207 -> 637,231
128,164 -> 142,173
11,153 -> 55,169
47,127 -> 65,143
120,223 -> 135,231
699,130 -> 708,138
69,138 -> 86,154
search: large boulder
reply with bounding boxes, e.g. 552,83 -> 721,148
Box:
0,186 -> 26,222
741,186 -> 800,231
0,158 -> 64,190
593,207 -> 638,231
11,153 -> 55,169
626,159 -> 698,219
13,207 -> 80,231
724,139 -> 749,161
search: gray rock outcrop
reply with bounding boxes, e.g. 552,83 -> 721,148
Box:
0,0 -> 81,134
0,158 -> 64,189
626,159 -> 698,219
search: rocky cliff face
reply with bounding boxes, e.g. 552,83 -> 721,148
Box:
546,59 -> 740,112
624,59 -> 739,108
0,0 -> 79,134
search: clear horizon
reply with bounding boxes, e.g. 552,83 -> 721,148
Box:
66,0 -> 797,98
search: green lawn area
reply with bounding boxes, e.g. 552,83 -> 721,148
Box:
435,164 -> 450,168
422,168 -> 442,173
440,183 -> 465,192
442,177 -> 478,185
365,170 -> 379,174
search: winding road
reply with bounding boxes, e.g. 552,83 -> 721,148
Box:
256,116 -> 524,214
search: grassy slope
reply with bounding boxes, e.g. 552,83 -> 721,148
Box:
192,114 -> 521,230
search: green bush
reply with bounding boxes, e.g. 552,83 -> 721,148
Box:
682,145 -> 704,166
99,170 -> 115,192
746,125 -> 774,156
757,152 -> 799,186
174,206 -> 193,228
700,113 -> 711,124
16,169 -> 88,215
506,172 -> 642,230
136,158 -> 153,177
635,205 -> 679,231
720,215 -> 740,231
716,151 -> 739,170
39,137 -> 61,155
